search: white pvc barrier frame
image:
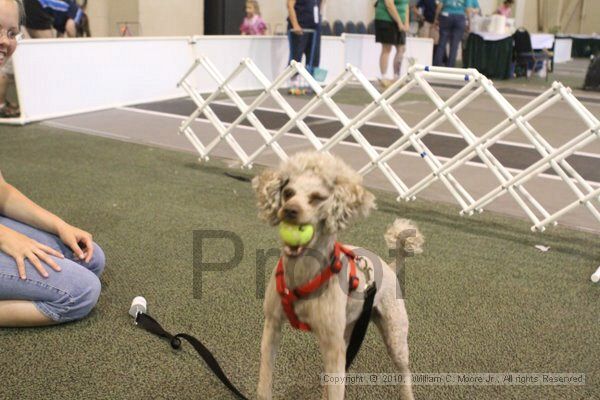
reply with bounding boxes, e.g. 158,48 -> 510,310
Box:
178,57 -> 600,232
2,35 -> 432,125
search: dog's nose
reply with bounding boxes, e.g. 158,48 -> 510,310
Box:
283,207 -> 298,221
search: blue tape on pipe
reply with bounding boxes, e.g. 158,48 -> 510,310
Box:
420,152 -> 427,158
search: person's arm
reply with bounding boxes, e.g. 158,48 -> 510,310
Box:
404,3 -> 410,32
384,0 -> 404,31
0,172 -> 93,272
434,1 -> 443,26
0,175 -> 64,238
412,2 -> 423,22
287,0 -> 302,34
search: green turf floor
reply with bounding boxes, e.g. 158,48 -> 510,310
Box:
0,124 -> 599,400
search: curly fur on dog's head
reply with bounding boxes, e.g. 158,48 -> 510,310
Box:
252,152 -> 376,233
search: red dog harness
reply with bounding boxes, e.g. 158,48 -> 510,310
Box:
275,242 -> 359,331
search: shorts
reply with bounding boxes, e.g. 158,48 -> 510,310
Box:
53,3 -> 83,33
375,19 -> 406,46
23,0 -> 54,30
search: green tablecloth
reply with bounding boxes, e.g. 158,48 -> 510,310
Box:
464,33 -> 513,80
562,36 -> 600,58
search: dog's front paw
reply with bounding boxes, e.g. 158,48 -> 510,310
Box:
257,386 -> 272,400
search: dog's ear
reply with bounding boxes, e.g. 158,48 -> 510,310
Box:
325,178 -> 376,233
252,169 -> 285,226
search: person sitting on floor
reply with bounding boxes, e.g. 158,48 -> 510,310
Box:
0,0 -> 105,327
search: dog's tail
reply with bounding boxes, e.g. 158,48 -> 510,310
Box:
384,218 -> 424,257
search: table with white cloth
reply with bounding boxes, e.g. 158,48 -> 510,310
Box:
464,32 -> 559,79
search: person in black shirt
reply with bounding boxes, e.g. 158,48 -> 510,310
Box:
287,0 -> 324,72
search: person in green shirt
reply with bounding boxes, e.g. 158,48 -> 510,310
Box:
374,0 -> 410,88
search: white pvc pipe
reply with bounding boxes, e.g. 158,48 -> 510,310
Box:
465,125 -> 599,214
199,57 -> 288,163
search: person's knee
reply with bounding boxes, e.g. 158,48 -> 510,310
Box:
87,242 -> 106,277
41,269 -> 102,323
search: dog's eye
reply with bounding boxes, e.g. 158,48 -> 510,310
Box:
309,192 -> 328,205
282,188 -> 295,200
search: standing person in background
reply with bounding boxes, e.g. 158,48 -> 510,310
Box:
496,0 -> 513,18
287,0 -> 325,72
414,0 -> 437,39
22,0 -> 53,38
52,0 -> 86,38
433,0 -> 467,67
375,0 -> 410,88
23,0 -> 87,38
240,0 -> 267,35
413,0 -> 439,61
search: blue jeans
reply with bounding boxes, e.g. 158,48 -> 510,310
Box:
288,25 -> 321,69
0,216 -> 105,323
434,13 -> 466,67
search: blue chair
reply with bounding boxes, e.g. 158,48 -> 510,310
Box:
345,21 -> 357,34
367,20 -> 375,35
321,20 -> 332,36
333,20 -> 344,36
356,21 -> 367,34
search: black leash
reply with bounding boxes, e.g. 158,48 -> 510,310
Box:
132,285 -> 376,398
346,283 -> 377,370
135,313 -> 249,400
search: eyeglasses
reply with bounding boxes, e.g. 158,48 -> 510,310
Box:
0,29 -> 22,42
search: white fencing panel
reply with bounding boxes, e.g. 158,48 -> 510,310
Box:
6,34 -> 431,124
12,37 -> 193,123
191,36 -> 289,92
178,58 -> 600,232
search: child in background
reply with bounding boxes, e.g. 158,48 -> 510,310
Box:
496,0 -> 514,18
240,0 -> 267,35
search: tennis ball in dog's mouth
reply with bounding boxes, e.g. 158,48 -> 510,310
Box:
279,222 -> 314,246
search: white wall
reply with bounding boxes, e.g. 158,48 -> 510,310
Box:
85,0 -> 203,37
85,0 -> 110,37
139,0 -> 203,36
261,0 -> 377,35
322,0 -> 375,24
261,2 -> 287,34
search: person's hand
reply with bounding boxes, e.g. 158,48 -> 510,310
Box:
397,21 -> 405,32
56,222 -> 94,263
0,227 -> 64,279
291,25 -> 303,35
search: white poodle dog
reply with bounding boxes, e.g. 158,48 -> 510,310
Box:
252,152 -> 424,400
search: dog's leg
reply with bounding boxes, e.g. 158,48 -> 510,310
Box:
373,295 -> 414,400
316,327 -> 346,400
257,317 -> 282,400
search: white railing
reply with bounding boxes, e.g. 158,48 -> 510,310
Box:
178,57 -> 600,232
